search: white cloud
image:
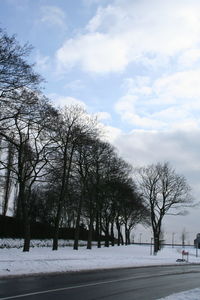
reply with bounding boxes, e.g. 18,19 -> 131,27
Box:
95,111 -> 112,121
40,6 -> 66,28
56,33 -> 129,73
104,124 -> 200,201
111,128 -> 200,192
102,125 -> 122,142
154,70 -> 200,100
178,48 -> 200,67
56,0 -> 200,73
49,94 -> 87,109
35,51 -> 50,71
49,95 -> 113,130
115,94 -> 165,129
115,69 -> 200,130
122,77 -> 152,96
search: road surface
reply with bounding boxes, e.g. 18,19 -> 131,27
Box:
1,264 -> 200,299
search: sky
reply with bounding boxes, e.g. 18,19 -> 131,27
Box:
1,0 -> 200,243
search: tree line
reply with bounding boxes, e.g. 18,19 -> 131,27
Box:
0,28 -> 193,254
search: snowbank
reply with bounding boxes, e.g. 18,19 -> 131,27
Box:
158,288 -> 200,299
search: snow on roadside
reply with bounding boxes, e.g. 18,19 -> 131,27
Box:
158,288 -> 200,299
0,238 -> 92,249
0,243 -> 200,277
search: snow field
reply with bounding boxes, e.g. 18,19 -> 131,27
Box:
0,243 -> 200,277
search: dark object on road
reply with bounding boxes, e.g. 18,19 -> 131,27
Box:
176,258 -> 186,262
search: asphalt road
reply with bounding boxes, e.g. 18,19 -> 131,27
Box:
1,265 -> 200,300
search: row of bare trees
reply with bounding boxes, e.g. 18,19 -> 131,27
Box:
0,28 -> 193,254
0,28 -> 149,251
0,96 -> 149,251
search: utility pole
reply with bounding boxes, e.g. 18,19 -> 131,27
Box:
139,233 -> 142,245
172,232 -> 175,248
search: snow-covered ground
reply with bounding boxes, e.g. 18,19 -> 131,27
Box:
0,241 -> 200,277
0,238 -> 91,249
158,288 -> 200,299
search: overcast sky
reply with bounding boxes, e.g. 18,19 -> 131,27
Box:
1,0 -> 200,243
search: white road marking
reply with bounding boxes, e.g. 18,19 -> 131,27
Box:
0,275 -> 146,299
1,268 -> 196,299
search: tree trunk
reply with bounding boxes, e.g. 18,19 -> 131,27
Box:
96,211 -> 102,248
110,222 -> 115,246
127,228 -> 131,245
73,222 -> 80,250
120,232 -> 124,245
98,213 -> 102,248
125,223 -> 128,245
17,179 -> 31,252
104,222 -> 110,247
87,217 -> 93,249
73,197 -> 82,250
16,182 -> 24,220
116,220 -> 121,246
96,212 -> 100,248
22,188 -> 31,252
53,206 -> 61,250
153,232 -> 160,254
23,216 -> 31,252
53,144 -> 74,251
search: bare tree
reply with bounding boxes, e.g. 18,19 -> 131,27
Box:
48,105 -> 97,250
121,188 -> 150,245
73,137 -> 94,250
0,89 -> 56,251
0,28 -> 41,98
84,140 -> 114,249
138,162 -> 192,253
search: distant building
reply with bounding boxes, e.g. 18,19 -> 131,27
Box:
194,233 -> 200,248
